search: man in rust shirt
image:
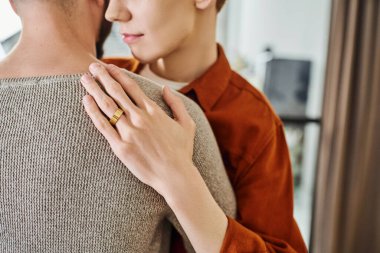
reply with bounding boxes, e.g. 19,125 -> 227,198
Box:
102,0 -> 308,252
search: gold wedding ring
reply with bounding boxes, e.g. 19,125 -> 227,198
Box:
109,108 -> 124,126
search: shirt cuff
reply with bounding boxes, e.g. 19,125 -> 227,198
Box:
220,216 -> 267,253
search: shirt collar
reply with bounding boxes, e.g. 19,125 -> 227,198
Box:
178,44 -> 232,111
131,44 -> 232,111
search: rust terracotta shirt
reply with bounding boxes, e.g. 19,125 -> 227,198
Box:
103,45 -> 308,253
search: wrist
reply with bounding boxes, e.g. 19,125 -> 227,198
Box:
161,164 -> 229,253
161,163 -> 203,209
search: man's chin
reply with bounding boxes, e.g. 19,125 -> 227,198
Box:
131,50 -> 159,65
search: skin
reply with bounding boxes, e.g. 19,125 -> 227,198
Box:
0,0 -> 104,78
81,0 -> 229,252
105,0 -> 219,82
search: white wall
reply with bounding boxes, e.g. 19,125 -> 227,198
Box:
103,24 -> 131,58
223,0 -> 331,118
0,1 -> 21,42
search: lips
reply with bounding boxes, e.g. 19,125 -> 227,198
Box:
122,33 -> 144,44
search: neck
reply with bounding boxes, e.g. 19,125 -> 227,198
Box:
0,4 -> 98,78
149,13 -> 218,83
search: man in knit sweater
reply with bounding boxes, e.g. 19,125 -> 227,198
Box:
0,0 -> 236,252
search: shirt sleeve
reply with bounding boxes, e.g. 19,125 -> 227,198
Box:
219,123 -> 308,253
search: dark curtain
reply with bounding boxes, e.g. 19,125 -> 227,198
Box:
311,0 -> 380,252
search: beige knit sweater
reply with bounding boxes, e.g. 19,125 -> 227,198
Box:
0,71 -> 236,253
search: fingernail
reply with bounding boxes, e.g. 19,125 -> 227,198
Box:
89,62 -> 102,72
81,73 -> 93,83
107,64 -> 118,73
108,64 -> 117,69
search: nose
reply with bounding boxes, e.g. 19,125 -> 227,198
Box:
105,0 -> 132,23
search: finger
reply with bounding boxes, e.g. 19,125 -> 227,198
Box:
106,64 -> 153,110
162,85 -> 193,127
80,73 -> 129,129
82,95 -> 122,147
89,63 -> 137,115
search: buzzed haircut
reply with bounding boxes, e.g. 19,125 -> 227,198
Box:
216,0 -> 226,12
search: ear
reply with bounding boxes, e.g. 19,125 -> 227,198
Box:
88,0 -> 106,24
9,0 -> 18,15
93,0 -> 105,9
194,0 -> 213,10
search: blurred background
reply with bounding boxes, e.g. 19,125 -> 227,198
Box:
2,1 -> 379,253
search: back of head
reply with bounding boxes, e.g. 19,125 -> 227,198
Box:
1,0 -> 110,78
13,0 -> 111,57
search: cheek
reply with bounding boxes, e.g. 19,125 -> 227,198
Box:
128,0 -> 196,62
131,18 -> 194,62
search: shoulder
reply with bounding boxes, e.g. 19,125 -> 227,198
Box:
229,71 -> 281,126
210,70 -> 283,163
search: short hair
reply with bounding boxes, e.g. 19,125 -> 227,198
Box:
216,0 -> 226,12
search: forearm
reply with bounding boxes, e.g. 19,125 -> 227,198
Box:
163,165 -> 228,253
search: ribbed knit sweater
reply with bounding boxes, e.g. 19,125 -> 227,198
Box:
0,71 -> 236,253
